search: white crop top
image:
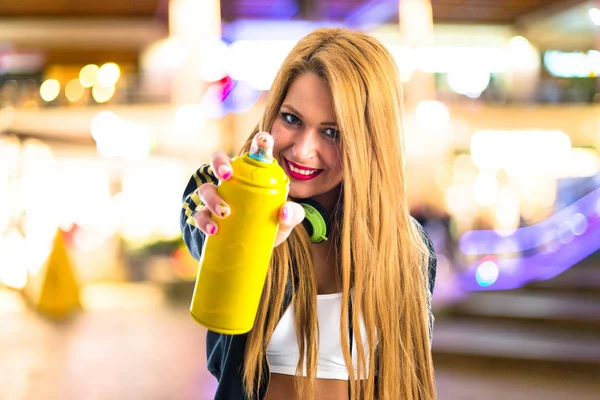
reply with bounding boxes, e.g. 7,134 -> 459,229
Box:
266,292 -> 372,380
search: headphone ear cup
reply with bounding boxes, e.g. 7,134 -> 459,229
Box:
299,199 -> 330,244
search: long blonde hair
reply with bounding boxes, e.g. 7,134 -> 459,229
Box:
241,28 -> 435,400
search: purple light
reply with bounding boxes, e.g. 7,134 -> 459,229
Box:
461,210 -> 600,291
345,0 -> 397,30
222,20 -> 346,42
458,186 -> 600,255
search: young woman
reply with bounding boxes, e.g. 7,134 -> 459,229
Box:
181,28 -> 437,400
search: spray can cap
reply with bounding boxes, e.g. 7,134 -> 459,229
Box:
248,132 -> 274,163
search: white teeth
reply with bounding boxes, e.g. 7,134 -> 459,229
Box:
288,162 -> 317,175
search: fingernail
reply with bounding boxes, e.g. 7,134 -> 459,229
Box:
218,165 -> 232,180
282,205 -> 292,222
206,223 -> 217,235
216,204 -> 230,218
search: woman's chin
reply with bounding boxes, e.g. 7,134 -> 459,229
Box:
288,187 -> 312,200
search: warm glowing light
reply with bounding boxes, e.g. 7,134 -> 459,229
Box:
447,69 -> 490,98
509,36 -> 530,48
452,154 -> 478,184
494,188 -> 520,231
0,172 -> 13,234
506,36 -> 540,75
141,38 -> 189,73
561,148 -> 600,178
589,8 -> 600,26
435,164 -> 453,190
415,100 -> 450,130
0,106 -> 15,132
91,111 -> 121,142
92,84 -> 115,103
0,289 -> 26,314
0,230 -> 27,289
474,172 -> 499,206
176,104 -> 206,134
65,79 -> 85,102
199,40 -> 229,82
544,50 -> 599,78
98,63 -> 121,86
416,46 -> 507,74
445,184 -> 476,216
387,46 -> 416,83
40,79 -> 60,102
471,130 -> 571,177
227,40 -> 296,90
91,111 -> 153,160
79,64 -> 99,88
114,123 -> 153,161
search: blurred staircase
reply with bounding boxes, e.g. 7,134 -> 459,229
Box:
431,254 -> 600,399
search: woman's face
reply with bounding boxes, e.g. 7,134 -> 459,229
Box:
271,73 -> 343,211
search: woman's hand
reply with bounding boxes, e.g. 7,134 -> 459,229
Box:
193,139 -> 305,247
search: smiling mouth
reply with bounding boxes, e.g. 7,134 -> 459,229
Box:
283,158 -> 323,181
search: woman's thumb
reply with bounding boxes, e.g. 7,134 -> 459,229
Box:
274,202 -> 305,247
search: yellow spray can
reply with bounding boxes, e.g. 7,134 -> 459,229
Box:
190,133 -> 289,334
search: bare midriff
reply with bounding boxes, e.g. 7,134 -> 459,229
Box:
264,373 -> 349,400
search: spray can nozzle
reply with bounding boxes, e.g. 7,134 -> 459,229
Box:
248,132 -> 274,163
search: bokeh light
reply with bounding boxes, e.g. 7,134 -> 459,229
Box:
0,229 -> 27,289
447,69 -> 490,98
39,79 -> 60,102
476,260 -> 499,287
176,104 -> 206,135
589,7 -> 600,26
570,213 -> 588,236
415,100 -> 450,130
79,64 -> 99,88
65,79 -> 85,102
98,63 -> 121,86
473,172 -> 499,206
92,84 -> 116,103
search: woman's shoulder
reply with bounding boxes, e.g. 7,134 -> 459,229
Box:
410,217 -> 435,255
409,216 -> 437,295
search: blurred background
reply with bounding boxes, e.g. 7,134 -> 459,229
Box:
1,0 -> 599,399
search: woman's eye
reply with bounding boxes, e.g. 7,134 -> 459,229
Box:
281,113 -> 301,126
323,127 -> 340,140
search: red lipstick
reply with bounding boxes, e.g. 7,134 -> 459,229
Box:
283,158 -> 323,181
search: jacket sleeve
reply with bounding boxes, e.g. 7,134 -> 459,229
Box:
180,164 -> 219,260
181,165 -> 232,383
411,217 -> 437,343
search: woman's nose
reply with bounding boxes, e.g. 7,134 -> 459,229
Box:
292,129 -> 319,161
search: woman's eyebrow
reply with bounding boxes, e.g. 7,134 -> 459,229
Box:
281,104 -> 337,126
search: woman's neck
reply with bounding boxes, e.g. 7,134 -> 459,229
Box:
311,231 -> 341,294
309,183 -> 342,216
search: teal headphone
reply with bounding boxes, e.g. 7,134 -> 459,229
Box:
298,198 -> 330,244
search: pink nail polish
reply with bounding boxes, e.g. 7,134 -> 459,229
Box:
218,165 -> 232,180
207,223 -> 217,235
281,206 -> 289,221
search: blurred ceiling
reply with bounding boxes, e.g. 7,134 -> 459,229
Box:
219,0 -> 586,24
0,0 -> 594,64
0,0 -> 167,19
430,0 -> 584,24
0,0 -> 587,24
